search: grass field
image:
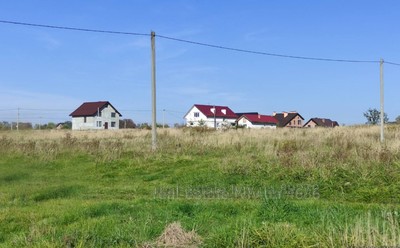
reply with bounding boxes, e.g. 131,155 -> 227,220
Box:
0,126 -> 400,247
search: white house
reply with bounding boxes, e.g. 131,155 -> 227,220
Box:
184,104 -> 238,128
69,101 -> 122,130
237,114 -> 278,129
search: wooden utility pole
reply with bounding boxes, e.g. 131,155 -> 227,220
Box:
213,105 -> 216,129
151,31 -> 157,150
380,59 -> 384,143
163,109 -> 165,128
17,107 -> 19,131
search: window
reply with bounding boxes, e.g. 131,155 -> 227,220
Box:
111,122 -> 116,128
111,112 -> 116,118
298,120 -> 301,125
96,121 -> 102,127
84,117 -> 87,123
194,112 -> 200,117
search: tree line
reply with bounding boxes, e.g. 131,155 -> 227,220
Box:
0,119 -> 183,130
363,108 -> 400,125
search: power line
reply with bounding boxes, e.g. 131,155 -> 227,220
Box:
0,19 -> 394,64
156,34 -> 380,64
385,61 -> 400,66
0,20 -> 149,37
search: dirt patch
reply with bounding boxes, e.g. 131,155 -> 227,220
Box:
143,221 -> 202,248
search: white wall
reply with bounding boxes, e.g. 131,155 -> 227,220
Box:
184,106 -> 236,128
237,117 -> 276,129
71,104 -> 120,130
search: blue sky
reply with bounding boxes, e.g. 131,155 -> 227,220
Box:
0,1 -> 399,126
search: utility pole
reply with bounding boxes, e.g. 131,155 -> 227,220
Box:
380,59 -> 384,143
17,107 -> 20,131
213,105 -> 216,129
151,31 -> 157,151
163,109 -> 165,128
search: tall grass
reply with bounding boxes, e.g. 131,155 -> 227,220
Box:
0,125 -> 399,247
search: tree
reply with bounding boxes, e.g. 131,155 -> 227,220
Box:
396,115 -> 400,124
364,108 -> 388,125
62,121 -> 72,129
119,119 -> 136,129
0,121 -> 10,130
137,123 -> 151,130
198,119 -> 206,127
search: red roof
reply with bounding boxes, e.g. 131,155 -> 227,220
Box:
239,114 -> 278,124
193,104 -> 237,119
69,101 -> 122,117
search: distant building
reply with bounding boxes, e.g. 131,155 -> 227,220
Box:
56,123 -> 65,130
237,114 -> 278,129
273,111 -> 305,128
184,104 -> 237,128
70,101 -> 122,130
303,118 -> 339,128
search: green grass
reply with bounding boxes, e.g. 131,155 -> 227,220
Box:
0,127 -> 399,247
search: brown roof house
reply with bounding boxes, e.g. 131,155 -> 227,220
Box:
70,101 -> 122,130
303,118 -> 339,128
273,111 -> 305,128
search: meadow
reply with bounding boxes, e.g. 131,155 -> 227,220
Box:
0,126 -> 400,247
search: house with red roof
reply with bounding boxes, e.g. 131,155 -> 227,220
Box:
184,104 -> 237,128
303,118 -> 339,128
69,101 -> 122,130
237,114 -> 278,129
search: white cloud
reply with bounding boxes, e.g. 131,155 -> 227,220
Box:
35,33 -> 62,50
244,29 -> 279,42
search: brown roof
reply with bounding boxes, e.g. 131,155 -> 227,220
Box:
69,101 -> 122,117
304,118 -> 339,127
273,112 -> 304,127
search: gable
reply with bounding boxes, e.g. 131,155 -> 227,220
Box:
274,112 -> 304,127
70,101 -> 122,117
239,114 -> 278,124
185,104 -> 237,119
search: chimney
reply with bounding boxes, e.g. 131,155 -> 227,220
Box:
221,109 -> 226,115
283,111 -> 288,118
322,118 -> 325,123
272,111 -> 276,116
258,114 -> 261,119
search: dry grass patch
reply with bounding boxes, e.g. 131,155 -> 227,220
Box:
143,221 -> 202,248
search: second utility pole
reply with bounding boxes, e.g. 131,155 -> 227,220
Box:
151,31 -> 157,151
380,58 -> 384,143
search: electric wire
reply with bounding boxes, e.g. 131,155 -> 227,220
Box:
156,34 -> 380,63
0,20 -> 149,37
1,19 -> 396,65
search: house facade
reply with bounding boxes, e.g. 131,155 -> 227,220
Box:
237,114 -> 278,129
184,104 -> 237,128
273,111 -> 304,128
70,101 -> 122,130
303,118 -> 339,128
